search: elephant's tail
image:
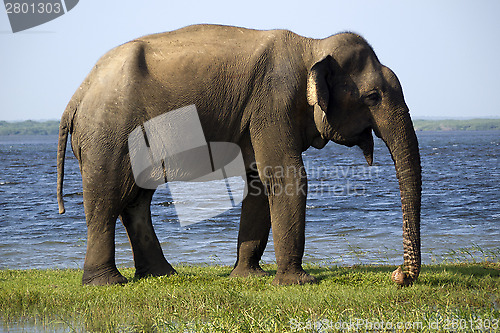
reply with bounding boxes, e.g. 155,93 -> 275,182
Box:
57,94 -> 79,214
57,109 -> 70,214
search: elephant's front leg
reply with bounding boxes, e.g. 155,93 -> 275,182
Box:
230,171 -> 271,277
265,168 -> 317,285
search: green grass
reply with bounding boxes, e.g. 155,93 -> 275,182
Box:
1,263 -> 499,332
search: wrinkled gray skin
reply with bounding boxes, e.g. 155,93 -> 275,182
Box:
57,24 -> 421,286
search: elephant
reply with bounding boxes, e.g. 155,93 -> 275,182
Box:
57,24 -> 421,286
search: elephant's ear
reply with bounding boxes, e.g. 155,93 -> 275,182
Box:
307,56 -> 333,113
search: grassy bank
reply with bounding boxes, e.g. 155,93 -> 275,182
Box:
1,263 -> 499,332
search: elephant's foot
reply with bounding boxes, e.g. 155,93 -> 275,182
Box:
391,266 -> 417,287
134,261 -> 177,279
230,264 -> 269,278
82,266 -> 128,286
272,269 -> 317,286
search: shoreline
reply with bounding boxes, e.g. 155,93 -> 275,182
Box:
1,119 -> 500,135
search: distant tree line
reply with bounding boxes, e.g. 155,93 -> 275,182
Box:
0,120 -> 59,135
412,119 -> 500,131
0,119 -> 499,135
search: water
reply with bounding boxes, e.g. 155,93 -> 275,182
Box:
0,132 -> 499,270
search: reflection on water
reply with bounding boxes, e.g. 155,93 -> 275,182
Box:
1,320 -> 75,333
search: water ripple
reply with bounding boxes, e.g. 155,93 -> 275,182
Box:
0,132 -> 499,269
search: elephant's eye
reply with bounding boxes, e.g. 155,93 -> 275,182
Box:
364,92 -> 381,106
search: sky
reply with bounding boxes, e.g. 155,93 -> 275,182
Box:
1,0 -> 499,121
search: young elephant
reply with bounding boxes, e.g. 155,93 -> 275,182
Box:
57,24 -> 421,286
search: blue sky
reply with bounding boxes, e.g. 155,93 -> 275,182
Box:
1,0 -> 499,121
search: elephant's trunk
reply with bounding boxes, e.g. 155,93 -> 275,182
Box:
373,107 -> 422,286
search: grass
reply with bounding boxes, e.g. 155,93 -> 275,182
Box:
0,263 -> 499,332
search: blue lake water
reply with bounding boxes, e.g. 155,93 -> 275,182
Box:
0,131 -> 498,270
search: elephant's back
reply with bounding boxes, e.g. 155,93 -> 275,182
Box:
135,24 -> 276,49
130,24 -> 301,63
67,24 -> 304,157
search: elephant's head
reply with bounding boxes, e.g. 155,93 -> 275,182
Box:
307,33 -> 422,286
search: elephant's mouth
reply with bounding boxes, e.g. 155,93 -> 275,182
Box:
331,127 -> 374,166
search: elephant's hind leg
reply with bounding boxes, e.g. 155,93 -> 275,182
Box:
230,172 -> 271,278
81,193 -> 128,286
120,189 -> 176,279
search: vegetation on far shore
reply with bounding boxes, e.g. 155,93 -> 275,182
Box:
1,263 -> 498,332
1,118 -> 500,136
0,120 -> 60,136
412,118 -> 500,131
